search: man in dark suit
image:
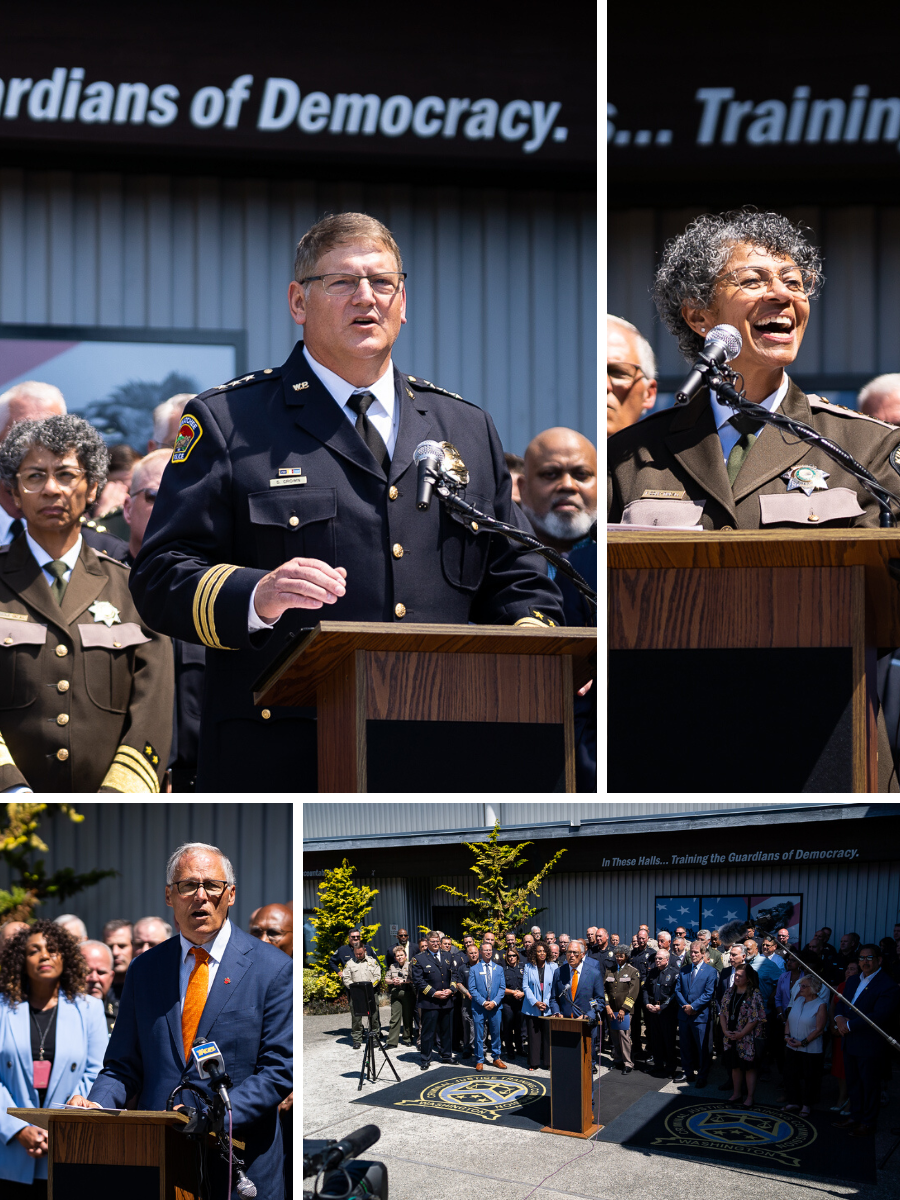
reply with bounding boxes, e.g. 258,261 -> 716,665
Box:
411,930 -> 458,1070
130,212 -> 565,793
833,944 -> 900,1136
69,841 -> 292,1200
643,948 -> 681,1078
552,941 -> 604,1074
675,941 -> 718,1087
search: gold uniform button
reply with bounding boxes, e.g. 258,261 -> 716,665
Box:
261,708 -> 271,720
263,368 -> 273,374
57,680 -> 69,693
721,525 -> 734,531
2,637 -> 11,645
289,516 -> 300,527
394,603 -> 406,619
57,714 -> 69,726
392,543 -> 404,558
389,486 -> 398,500
56,748 -> 69,762
55,645 -> 68,658
113,641 -> 121,648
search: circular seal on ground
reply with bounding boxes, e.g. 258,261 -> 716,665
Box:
656,1104 -> 816,1167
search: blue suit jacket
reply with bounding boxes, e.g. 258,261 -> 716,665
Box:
838,969 -> 900,1058
675,963 -> 718,1021
0,993 -> 108,1185
551,959 -> 604,1018
88,924 -> 292,1200
468,960 -> 506,1013
522,961 -> 560,1016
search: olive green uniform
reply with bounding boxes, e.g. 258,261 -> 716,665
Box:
0,536 -> 173,792
605,962 -> 641,1067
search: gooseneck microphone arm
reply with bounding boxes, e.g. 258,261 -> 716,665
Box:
708,371 -> 900,528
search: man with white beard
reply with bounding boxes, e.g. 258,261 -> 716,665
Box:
518,428 -> 597,558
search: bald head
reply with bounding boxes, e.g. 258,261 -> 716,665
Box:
859,374 -> 900,426
249,903 -> 293,957
518,427 -> 597,552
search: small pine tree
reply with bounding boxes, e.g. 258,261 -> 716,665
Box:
436,823 -> 566,941
306,859 -> 385,1002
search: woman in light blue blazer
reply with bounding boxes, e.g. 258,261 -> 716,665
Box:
0,919 -> 108,1197
522,940 -> 559,1071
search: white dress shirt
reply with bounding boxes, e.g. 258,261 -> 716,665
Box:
846,967 -> 880,1032
25,531 -> 82,588
178,919 -> 232,1014
0,509 -> 23,545
711,373 -> 790,462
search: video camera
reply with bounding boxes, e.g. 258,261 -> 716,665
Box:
303,1124 -> 388,1200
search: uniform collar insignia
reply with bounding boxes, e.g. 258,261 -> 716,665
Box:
88,600 -> 121,626
782,465 -> 829,495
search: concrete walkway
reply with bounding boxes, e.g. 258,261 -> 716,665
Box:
303,1007 -> 900,1200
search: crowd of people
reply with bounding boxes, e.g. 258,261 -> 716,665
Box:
0,842 -> 293,1199
333,918 -> 900,1137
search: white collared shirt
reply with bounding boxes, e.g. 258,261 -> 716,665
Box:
26,531 -> 82,588
303,344 -> 398,457
711,374 -> 790,462
0,509 -> 23,545
178,919 -> 232,1014
846,967 -> 880,1031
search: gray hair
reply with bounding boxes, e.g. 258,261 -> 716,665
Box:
81,939 -> 113,966
54,914 -> 88,941
0,414 -> 109,492
152,394 -> 195,446
858,373 -> 900,413
730,944 -> 748,960
294,212 -> 403,287
607,313 -> 658,379
652,208 -> 824,362
799,974 -> 825,997
656,948 -> 670,959
134,915 -> 173,937
698,929 -> 711,939
0,381 -> 66,430
165,842 -> 236,886
568,940 -> 585,953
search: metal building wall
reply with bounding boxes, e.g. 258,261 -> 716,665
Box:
0,802 -> 293,938
0,168 -> 595,453
608,205 -> 900,391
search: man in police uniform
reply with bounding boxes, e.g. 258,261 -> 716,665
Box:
411,930 -> 457,1070
130,212 -> 564,792
642,948 -> 680,1078
629,927 -> 656,1065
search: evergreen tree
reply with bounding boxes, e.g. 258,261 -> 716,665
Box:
436,823 -> 566,940
306,859 -> 385,1001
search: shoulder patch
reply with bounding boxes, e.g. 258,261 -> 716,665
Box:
808,394 -> 897,429
406,376 -> 466,402
171,415 -> 204,463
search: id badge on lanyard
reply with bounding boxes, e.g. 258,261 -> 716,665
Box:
33,1059 -> 51,1089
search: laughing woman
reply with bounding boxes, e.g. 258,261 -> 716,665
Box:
0,416 -> 172,791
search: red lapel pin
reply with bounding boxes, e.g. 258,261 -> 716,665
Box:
223,977 -> 231,984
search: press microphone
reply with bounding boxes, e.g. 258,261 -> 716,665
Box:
675,324 -> 742,404
191,1039 -> 232,1112
414,440 -> 445,510
235,1166 -> 257,1197
305,1124 -> 381,1175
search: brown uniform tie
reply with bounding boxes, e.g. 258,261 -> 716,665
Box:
46,560 -> 69,605
726,413 -> 764,486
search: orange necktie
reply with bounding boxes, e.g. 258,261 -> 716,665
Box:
572,968 -> 579,998
182,946 -> 210,1061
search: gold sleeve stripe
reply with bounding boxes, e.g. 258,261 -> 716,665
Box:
514,617 -> 548,627
100,746 -> 160,793
0,734 -> 15,770
193,565 -> 239,650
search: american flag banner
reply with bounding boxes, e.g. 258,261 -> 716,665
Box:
655,897 -> 700,939
700,896 -> 750,933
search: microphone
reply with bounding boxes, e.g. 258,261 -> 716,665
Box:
235,1166 -> 257,1197
675,324 -> 742,404
305,1124 -> 381,1175
414,440 -> 445,510
191,1039 -> 232,1112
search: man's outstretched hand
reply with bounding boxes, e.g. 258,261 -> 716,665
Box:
67,1095 -> 102,1109
254,558 -> 348,623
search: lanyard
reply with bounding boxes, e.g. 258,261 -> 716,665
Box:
30,1004 -> 55,1060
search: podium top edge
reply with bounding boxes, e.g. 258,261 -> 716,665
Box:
310,621 -> 596,637
8,1107 -> 188,1126
608,529 -> 900,542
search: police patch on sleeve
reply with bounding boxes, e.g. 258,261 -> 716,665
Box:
171,415 -> 203,463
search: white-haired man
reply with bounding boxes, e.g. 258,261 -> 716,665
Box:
80,939 -> 117,1032
0,381 -> 66,543
70,840 -> 292,1200
55,914 -> 88,942
148,393 -> 197,452
607,314 -> 657,436
858,374 -> 900,426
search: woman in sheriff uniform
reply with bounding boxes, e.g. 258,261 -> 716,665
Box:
0,416 -> 172,792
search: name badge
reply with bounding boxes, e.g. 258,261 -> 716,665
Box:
33,1060 -> 51,1089
642,489 -> 686,500
269,476 -> 307,488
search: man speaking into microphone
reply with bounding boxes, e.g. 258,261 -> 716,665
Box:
68,841 -> 292,1200
130,212 -> 563,792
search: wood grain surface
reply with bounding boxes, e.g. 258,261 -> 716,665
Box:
364,652 -> 564,723
608,530 -> 900,645
254,622 -> 596,707
52,1118 -> 159,1166
610,567 -> 853,649
317,648 -> 366,792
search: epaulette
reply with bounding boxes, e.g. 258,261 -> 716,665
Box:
808,394 -> 898,429
82,518 -> 108,533
93,549 -> 129,567
406,375 -> 466,402
205,367 -> 281,397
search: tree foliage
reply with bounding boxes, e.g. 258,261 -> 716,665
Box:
306,858 -> 385,1001
0,804 -> 117,923
436,823 -> 566,940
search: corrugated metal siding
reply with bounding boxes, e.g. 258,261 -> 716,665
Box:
0,169 -> 595,454
0,802 -> 292,938
608,204 -> 900,385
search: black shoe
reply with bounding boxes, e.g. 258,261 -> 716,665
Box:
592,1063 -> 598,1074
673,1071 -> 685,1081
623,1066 -> 633,1075
420,1060 -> 432,1071
441,1057 -> 456,1065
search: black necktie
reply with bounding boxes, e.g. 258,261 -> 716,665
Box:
347,392 -> 390,472
8,518 -> 23,542
726,413 -> 764,486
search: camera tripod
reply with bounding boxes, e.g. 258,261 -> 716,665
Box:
358,1016 -> 401,1091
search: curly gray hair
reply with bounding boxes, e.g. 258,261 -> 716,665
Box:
652,209 -> 824,363
0,415 -> 109,492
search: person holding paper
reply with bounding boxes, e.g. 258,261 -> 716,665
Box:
0,920 -> 108,1196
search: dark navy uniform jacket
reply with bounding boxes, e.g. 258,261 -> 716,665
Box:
130,340 -> 564,791
411,951 -> 457,1009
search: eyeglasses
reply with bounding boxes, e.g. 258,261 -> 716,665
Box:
171,878 -> 229,897
301,272 -> 407,297
607,361 -> 645,393
858,954 -> 878,961
130,487 -> 159,503
17,467 -> 87,493
719,266 -> 817,296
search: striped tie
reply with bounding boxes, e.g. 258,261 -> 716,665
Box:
182,946 -> 210,1061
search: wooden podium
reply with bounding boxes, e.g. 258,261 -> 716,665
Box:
609,529 -> 900,792
253,621 -> 596,793
541,1016 -> 599,1138
7,1107 -> 243,1199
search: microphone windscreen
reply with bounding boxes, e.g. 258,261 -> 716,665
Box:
414,440 -> 445,463
704,324 -> 742,361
